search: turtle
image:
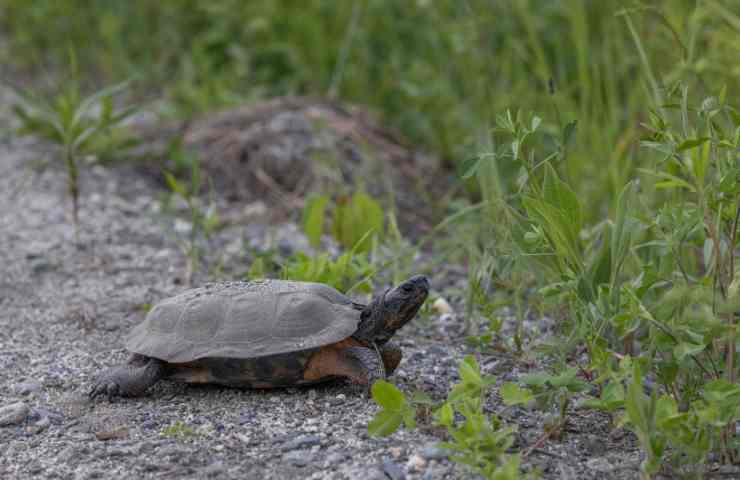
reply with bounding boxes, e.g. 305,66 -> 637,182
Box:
89,275 -> 429,400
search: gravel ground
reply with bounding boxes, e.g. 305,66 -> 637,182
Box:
0,93 -> 646,479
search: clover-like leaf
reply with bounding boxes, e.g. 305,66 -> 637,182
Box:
459,355 -> 482,386
368,409 -> 403,437
371,380 -> 406,411
435,402 -> 455,427
500,382 -> 534,406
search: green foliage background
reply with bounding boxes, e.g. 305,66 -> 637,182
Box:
2,0 -> 738,219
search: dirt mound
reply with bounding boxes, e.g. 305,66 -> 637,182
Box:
133,97 -> 441,229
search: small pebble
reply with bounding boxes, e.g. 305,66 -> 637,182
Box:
432,297 -> 453,314
173,219 -> 192,234
328,394 -> 346,406
282,450 -> 313,467
107,446 -> 134,457
202,461 -> 226,477
0,402 -> 29,426
242,201 -> 268,220
365,469 -> 388,480
94,427 -> 129,441
406,453 -> 427,473
141,420 -> 158,430
26,415 -> 50,434
30,407 -> 63,425
16,381 -> 42,395
138,442 -> 158,454
585,457 -> 613,472
389,446 -> 403,459
382,459 -> 407,480
325,450 -> 348,466
281,434 -> 321,451
421,464 -> 449,480
29,258 -> 54,274
420,444 -> 448,461
426,345 -> 447,357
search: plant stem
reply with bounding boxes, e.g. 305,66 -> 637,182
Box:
65,146 -> 80,243
719,199 -> 740,462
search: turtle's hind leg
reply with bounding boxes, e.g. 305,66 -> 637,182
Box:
89,354 -> 166,401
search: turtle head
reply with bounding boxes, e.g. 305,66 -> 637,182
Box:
355,275 -> 429,345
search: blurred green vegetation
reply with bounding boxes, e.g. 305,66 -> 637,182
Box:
2,0 -> 738,220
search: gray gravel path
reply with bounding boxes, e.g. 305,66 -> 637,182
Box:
0,115 -> 462,480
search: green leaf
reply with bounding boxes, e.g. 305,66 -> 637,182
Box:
654,395 -> 678,427
500,382 -> 534,406
491,454 -> 522,480
692,137 -> 711,185
540,163 -> 583,253
371,380 -> 406,410
562,120 -> 577,146
638,169 -> 696,192
164,171 -> 187,197
676,137 -> 709,152
581,381 -> 624,412
640,141 -> 675,156
611,181 -> 637,282
435,402 -> 454,427
624,362 -> 652,440
551,369 -> 590,392
410,390 -> 434,405
459,155 -> 483,180
536,163 -> 583,261
459,355 -> 482,385
302,194 -> 329,248
522,196 -> 583,273
531,115 -> 542,132
703,379 -> 740,405
521,372 -> 550,387
75,80 -> 131,124
673,342 -> 706,361
368,409 -> 403,437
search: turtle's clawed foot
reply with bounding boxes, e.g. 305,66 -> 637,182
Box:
89,379 -> 121,402
88,359 -> 166,402
89,366 -> 130,401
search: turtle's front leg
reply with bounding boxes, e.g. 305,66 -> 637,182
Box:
380,341 -> 403,376
344,344 -> 385,395
89,354 -> 166,401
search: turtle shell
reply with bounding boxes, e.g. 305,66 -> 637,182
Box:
125,280 -> 362,363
